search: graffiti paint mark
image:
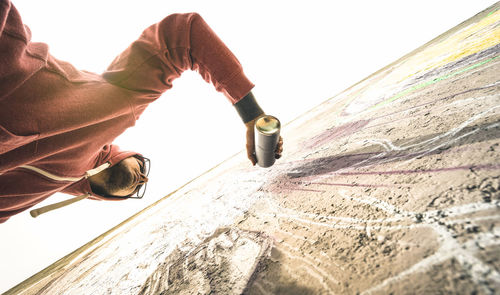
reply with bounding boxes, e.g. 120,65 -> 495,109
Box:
298,68 -> 499,167
303,120 -> 371,150
308,181 -> 395,188
286,113 -> 500,180
340,43 -> 499,119
365,82 -> 500,130
280,242 -> 339,286
371,55 -> 499,110
487,8 -> 499,17
330,163 -> 500,177
273,187 -> 325,193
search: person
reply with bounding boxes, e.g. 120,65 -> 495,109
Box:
0,1 -> 283,223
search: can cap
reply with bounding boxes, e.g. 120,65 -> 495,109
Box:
255,116 -> 280,135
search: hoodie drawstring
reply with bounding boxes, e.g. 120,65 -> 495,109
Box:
30,193 -> 90,218
24,162 -> 111,218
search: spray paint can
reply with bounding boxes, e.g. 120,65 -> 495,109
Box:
254,115 -> 281,168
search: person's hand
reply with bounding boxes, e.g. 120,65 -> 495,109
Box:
245,116 -> 283,166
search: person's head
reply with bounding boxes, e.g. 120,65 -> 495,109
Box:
88,156 -> 149,198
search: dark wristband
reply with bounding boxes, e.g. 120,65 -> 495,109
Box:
234,92 -> 264,123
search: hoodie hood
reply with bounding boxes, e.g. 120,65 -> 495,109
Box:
62,144 -> 141,201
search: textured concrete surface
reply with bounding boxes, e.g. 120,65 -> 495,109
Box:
5,3 -> 500,295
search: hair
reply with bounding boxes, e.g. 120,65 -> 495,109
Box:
91,160 -> 135,197
106,161 -> 134,192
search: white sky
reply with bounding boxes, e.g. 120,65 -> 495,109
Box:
0,0 -> 496,293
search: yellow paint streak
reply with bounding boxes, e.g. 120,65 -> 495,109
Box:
398,10 -> 500,81
336,9 -> 500,117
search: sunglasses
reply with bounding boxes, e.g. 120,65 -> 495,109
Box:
127,156 -> 150,199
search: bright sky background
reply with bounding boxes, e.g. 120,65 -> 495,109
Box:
0,0 -> 496,292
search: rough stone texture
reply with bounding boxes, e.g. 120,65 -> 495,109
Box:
5,3 -> 500,295
137,228 -> 272,295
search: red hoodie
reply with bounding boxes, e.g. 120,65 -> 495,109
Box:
0,1 -> 255,223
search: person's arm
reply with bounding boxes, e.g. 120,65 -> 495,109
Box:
103,13 -> 282,164
103,13 -> 253,103
0,0 -> 48,101
0,0 -> 10,34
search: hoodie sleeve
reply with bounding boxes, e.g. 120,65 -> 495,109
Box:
0,0 -> 48,100
0,0 -> 10,34
103,13 -> 254,104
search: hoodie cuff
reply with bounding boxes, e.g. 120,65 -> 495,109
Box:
234,92 -> 264,123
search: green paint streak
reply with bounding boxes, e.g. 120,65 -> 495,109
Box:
487,8 -> 499,17
370,55 -> 499,110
